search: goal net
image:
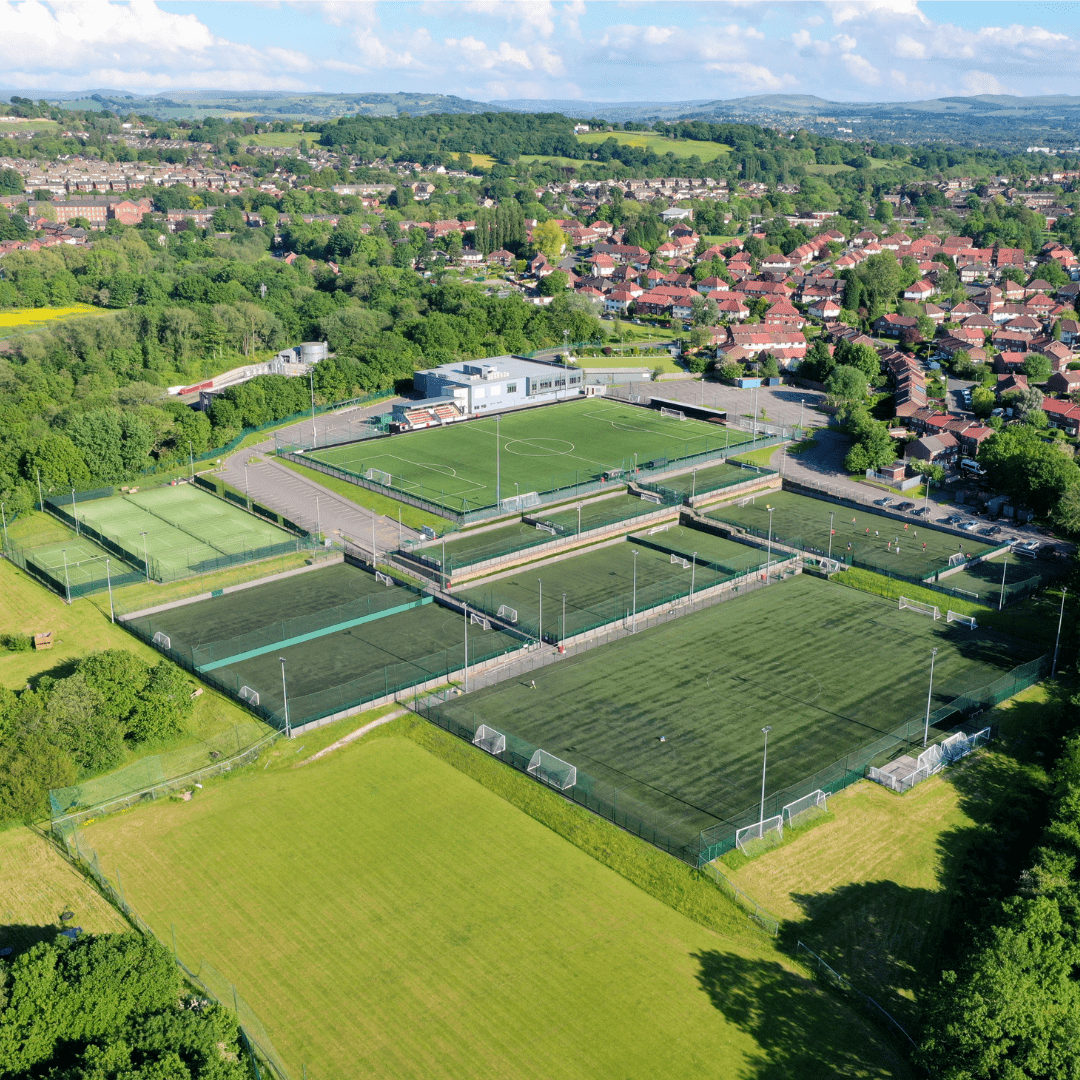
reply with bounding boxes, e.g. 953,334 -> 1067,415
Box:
899,596 -> 941,620
737,495 -> 757,507
639,491 -> 663,504
375,571 -> 394,586
947,610 -> 977,628
534,522 -> 557,535
497,605 -> 518,623
948,552 -> 966,567
527,749 -> 577,791
151,631 -> 171,650
782,790 -> 828,829
469,612 -> 491,630
472,724 -> 506,756
239,685 -> 260,706
735,815 -> 783,856
647,523 -> 670,535
365,468 -> 392,487
670,554 -> 691,568
500,491 -> 542,512
660,407 -> 685,420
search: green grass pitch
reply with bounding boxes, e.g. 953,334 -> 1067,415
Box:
706,490 -> 996,580
303,399 -> 753,512
80,730 -> 910,1079
437,575 -> 1036,849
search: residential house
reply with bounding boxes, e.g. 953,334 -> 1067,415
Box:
1045,369 -> 1080,396
872,313 -> 919,338
903,279 -> 936,301
906,433 -> 960,467
1042,398 -> 1080,436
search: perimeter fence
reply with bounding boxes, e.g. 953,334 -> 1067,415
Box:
695,652 -> 1047,863
279,429 -> 786,527
55,828 -> 291,1080
639,462 -> 776,503
2,534 -> 145,600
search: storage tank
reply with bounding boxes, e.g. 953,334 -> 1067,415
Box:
300,341 -> 328,364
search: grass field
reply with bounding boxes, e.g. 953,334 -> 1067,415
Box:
576,130 -> 732,161
438,574 -> 1037,849
304,399 -> 752,513
933,550 -> 1064,604
244,131 -> 306,147
73,485 -> 296,580
459,535 -> 766,642
707,490 -> 996,580
0,304 -> 99,328
631,523 -> 772,573
209,593 -> 522,723
656,460 -> 770,499
80,726 -> 910,1079
725,746 -> 1043,1031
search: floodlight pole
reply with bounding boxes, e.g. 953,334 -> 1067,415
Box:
495,412 -> 501,508
760,726 -> 771,825
398,507 -> 402,549
188,440 -> 194,481
692,468 -> 697,501
766,506 -> 774,583
562,592 -> 566,650
691,551 -> 697,600
279,657 -> 291,738
61,548 -> 70,604
36,467 -> 43,511
923,647 -> 939,748
463,603 -> 469,693
71,488 -> 79,536
632,548 -> 638,632
996,554 -> 1009,612
244,464 -> 250,509
309,368 -> 317,447
371,516 -> 377,563
139,531 -> 149,584
315,496 -> 321,546
828,511 -> 835,562
105,558 -> 114,623
1052,588 -> 1067,678
538,579 -> 543,643
0,501 -> 7,553
577,504 -> 582,536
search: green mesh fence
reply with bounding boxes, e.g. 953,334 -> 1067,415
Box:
639,461 -> 776,502
2,534 -> 145,601
59,829 -> 291,1080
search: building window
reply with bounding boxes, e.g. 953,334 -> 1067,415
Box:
506,383 -> 517,393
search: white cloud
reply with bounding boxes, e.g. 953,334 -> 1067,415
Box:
894,34 -> 924,60
828,0 -> 927,27
841,52 -> 881,85
705,61 -> 794,92
960,70 -> 1009,96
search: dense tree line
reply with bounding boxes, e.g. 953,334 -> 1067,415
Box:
0,932 -> 247,1078
0,650 -> 195,822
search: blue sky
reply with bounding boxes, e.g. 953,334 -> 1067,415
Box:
2,1 -> 1079,103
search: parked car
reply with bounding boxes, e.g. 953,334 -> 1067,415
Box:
873,497 -> 895,507
1015,540 -> 1041,558
896,501 -> 916,512
979,525 -> 1003,536
959,521 -> 979,531
913,507 -> 931,517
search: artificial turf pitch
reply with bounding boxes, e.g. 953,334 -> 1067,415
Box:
74,486 -> 294,579
459,533 -> 767,640
707,490 -> 996,579
80,731 -> 908,1079
303,399 -> 753,513
437,574 -> 1035,848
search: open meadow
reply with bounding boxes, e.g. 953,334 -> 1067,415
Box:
576,130 -> 732,161
80,723 -> 911,1080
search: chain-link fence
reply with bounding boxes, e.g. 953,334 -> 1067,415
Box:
57,828 -> 291,1080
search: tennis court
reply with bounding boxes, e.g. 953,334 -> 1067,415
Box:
25,536 -> 122,591
459,535 -> 769,641
213,600 -> 524,723
431,575 -> 1040,850
707,490 -> 998,580
72,486 -> 298,581
303,399 -> 754,512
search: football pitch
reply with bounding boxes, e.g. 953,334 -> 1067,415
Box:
79,731 -> 908,1079
707,490 -> 997,580
436,575 -> 1037,850
303,399 -> 753,512
72,486 -> 296,580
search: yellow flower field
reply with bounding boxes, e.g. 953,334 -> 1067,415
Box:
0,304 -> 100,328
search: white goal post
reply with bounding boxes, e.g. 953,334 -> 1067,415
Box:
947,610 -> 977,628
496,604 -> 518,624
151,631 -> 171,649
239,685 -> 260,706
647,523 -> 670,535
735,815 -> 783,854
948,552 -> 966,567
534,522 -> 557,535
501,491 -> 541,512
472,724 -> 506,755
527,749 -> 577,791
670,554 -> 691,568
660,407 -> 685,420
375,571 -> 394,586
365,468 -> 392,486
782,790 -> 828,829
899,596 -> 941,620
469,612 -> 491,630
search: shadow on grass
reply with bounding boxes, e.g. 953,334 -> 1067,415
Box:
693,950 -> 907,1079
0,922 -> 63,958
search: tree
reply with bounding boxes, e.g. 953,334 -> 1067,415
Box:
909,460 -> 946,486
825,364 -> 868,405
760,354 -> 780,378
979,424 -> 1080,515
531,220 -> 568,259
971,386 -> 996,417
45,674 -> 125,773
1022,353 -> 1052,382
77,650 -> 151,728
538,269 -> 569,296
126,662 -> 193,744
834,339 -> 880,382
